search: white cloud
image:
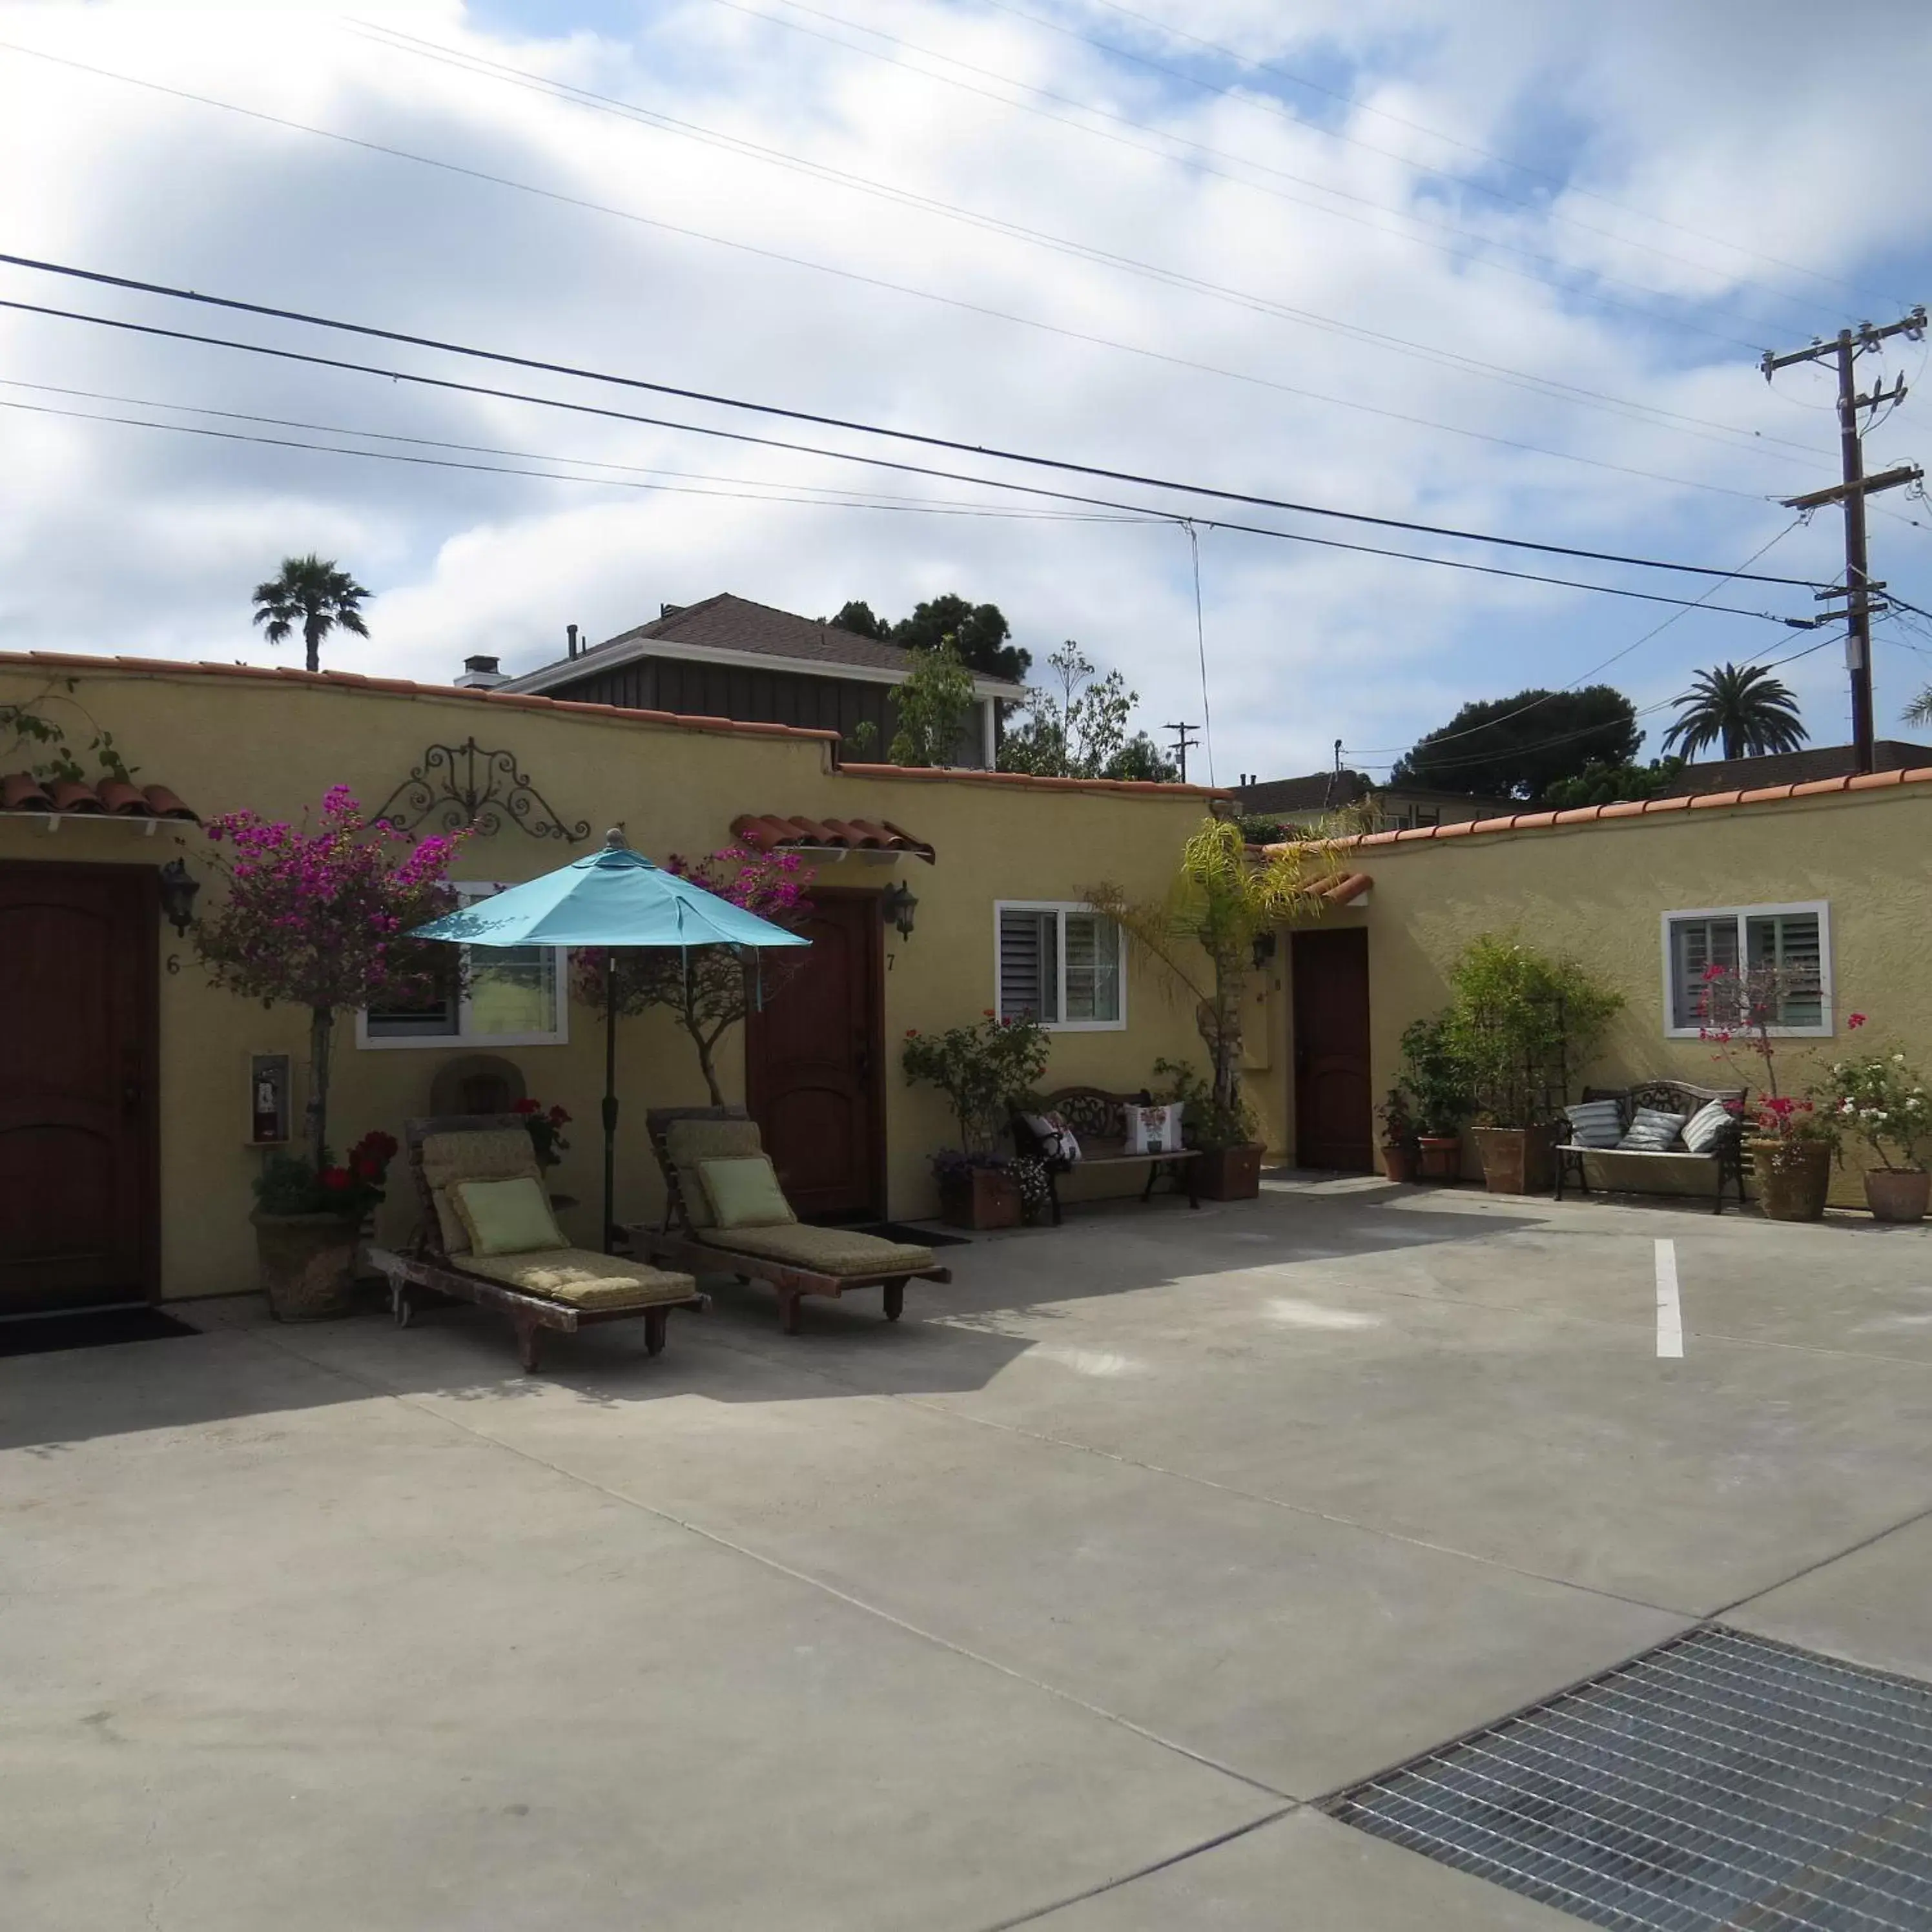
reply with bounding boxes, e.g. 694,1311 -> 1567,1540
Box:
1,0 -> 1928,777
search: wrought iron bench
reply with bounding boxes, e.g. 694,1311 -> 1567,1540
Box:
1010,1086 -> 1200,1227
1554,1080 -> 1749,1215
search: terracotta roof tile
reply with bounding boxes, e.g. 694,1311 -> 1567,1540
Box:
1264,761 -> 1932,856
1319,871 -> 1373,905
1,772 -> 198,821
732,813 -> 937,863
836,761 -> 1228,800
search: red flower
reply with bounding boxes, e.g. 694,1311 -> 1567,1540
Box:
353,1157 -> 380,1181
1848,1012 -> 1867,1029
319,1166 -> 352,1191
983,1009 -> 996,1018
905,1028 -> 919,1038
547,1105 -> 571,1126
512,1098 -> 540,1115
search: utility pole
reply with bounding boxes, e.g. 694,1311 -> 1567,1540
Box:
1763,309 -> 1926,772
1165,721 -> 1200,783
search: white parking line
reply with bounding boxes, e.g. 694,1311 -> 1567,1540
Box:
1655,1238 -> 1684,1359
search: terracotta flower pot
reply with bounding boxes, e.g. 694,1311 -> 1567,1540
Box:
1197,1143 -> 1264,1200
1865,1167 -> 1931,1224
251,1210 -> 360,1320
1417,1135 -> 1463,1182
1381,1142 -> 1419,1184
1474,1125 -> 1557,1197
1750,1138 -> 1832,1222
939,1167 -> 1022,1231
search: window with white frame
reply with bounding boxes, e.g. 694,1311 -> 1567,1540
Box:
1661,901 -> 1830,1036
996,902 -> 1125,1029
358,882 -> 568,1049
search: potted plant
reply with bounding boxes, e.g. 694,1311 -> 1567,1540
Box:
1154,1057 -> 1264,1198
1823,1025 -> 1931,1222
513,1096 -> 577,1210
1398,1016 -> 1473,1180
1377,1085 -> 1420,1183
1700,962 -> 1836,1222
194,786 -> 466,1316
249,1130 -> 398,1320
1087,817 -> 1339,1183
902,1012 -> 1051,1228
1446,935 -> 1623,1196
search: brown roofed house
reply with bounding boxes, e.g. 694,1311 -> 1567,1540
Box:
497,593 -> 1026,768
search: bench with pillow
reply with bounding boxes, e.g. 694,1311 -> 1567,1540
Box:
1554,1081 -> 1748,1214
1009,1087 -> 1200,1226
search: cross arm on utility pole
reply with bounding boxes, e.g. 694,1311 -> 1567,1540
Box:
1761,309 -> 1926,377
1782,463 -> 1924,511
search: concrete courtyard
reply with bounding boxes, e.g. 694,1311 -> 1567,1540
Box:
6,1177 -> 1932,1931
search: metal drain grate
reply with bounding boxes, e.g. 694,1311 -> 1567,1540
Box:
1328,1626 -> 1932,1929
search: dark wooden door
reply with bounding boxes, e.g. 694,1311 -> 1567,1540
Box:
1291,927 -> 1373,1172
746,891 -> 884,1220
0,863 -> 159,1311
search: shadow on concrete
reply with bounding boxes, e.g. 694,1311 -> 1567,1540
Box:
0,1186 -> 1548,1450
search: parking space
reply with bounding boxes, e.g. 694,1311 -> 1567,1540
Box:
4,1178 -> 1929,1929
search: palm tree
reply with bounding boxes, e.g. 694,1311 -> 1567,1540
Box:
1662,663 -> 1808,761
251,555 -> 371,673
1906,686 -> 1932,730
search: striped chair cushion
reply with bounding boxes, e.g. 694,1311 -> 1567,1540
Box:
1680,1098 -> 1736,1155
1618,1107 -> 1688,1153
1565,1100 -> 1625,1149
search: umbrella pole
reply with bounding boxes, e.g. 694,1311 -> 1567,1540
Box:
602,951 -> 618,1254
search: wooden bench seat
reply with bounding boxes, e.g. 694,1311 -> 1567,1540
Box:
1011,1087 -> 1200,1227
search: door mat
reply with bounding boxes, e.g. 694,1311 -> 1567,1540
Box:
853,1222 -> 973,1248
1329,1623 -> 1932,1930
0,1306 -> 199,1357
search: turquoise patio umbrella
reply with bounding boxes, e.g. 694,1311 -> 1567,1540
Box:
411,828 -> 809,1251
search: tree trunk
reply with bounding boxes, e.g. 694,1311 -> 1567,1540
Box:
307,1005 -> 334,1171
304,611 -> 323,674
688,1020 -> 726,1108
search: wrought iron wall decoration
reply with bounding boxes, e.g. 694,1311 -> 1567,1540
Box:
373,739 -> 590,843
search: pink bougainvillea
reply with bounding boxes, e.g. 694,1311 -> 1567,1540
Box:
196,787 -> 466,1171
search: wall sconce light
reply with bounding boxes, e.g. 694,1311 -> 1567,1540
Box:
1251,930 -> 1278,972
881,879 -> 919,942
158,858 -> 201,936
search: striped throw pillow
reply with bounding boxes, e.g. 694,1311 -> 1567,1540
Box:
1565,1099 -> 1625,1149
1680,1098 -> 1735,1155
1618,1107 -> 1687,1152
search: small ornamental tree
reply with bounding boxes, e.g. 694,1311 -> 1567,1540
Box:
196,786 -> 466,1180
571,843 -> 814,1106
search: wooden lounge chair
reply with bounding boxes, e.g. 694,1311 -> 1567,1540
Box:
365,1114 -> 707,1371
626,1106 -> 952,1335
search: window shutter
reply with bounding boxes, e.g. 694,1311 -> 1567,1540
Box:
999,910 -> 1058,1022
1669,916 -> 1738,1029
1749,912 -> 1823,1025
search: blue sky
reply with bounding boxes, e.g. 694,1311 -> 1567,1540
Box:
3,0 -> 1930,783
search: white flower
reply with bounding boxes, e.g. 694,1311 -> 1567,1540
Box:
1896,1053 -> 1908,1065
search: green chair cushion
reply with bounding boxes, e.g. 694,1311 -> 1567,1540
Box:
696,1222 -> 935,1277
696,1154 -> 797,1231
663,1117 -> 765,1227
420,1128 -> 542,1255
451,1176 -> 568,1257
460,1248 -> 698,1310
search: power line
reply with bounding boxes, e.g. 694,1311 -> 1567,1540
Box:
0,394 -> 1162,521
1341,519 -> 1809,755
0,253 -> 1829,590
701,0 -> 1780,352
1023,0 -> 1895,314
0,38 -> 1807,504
0,305 -> 1801,618
346,19 -> 1831,471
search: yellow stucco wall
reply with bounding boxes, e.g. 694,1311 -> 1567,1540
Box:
1254,785 -> 1932,1204
1,662 -> 1221,1299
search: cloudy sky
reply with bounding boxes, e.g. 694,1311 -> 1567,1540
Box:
3,0 -> 1930,784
